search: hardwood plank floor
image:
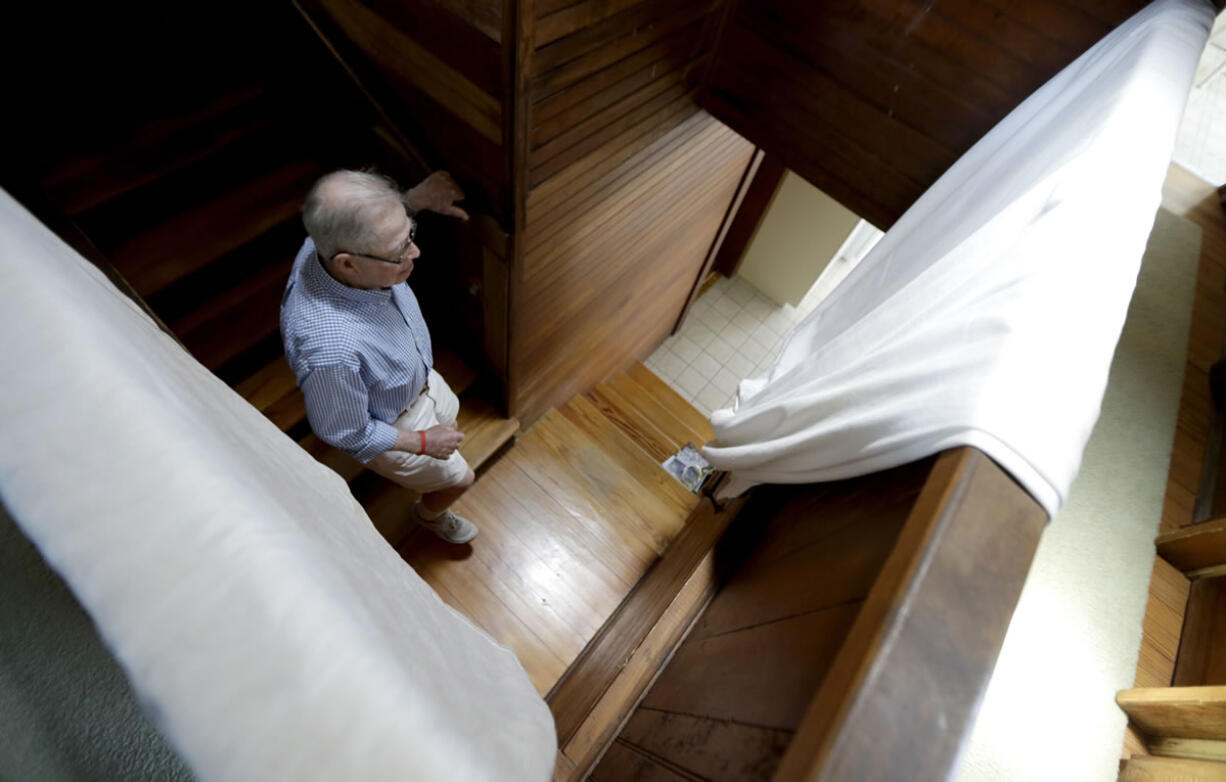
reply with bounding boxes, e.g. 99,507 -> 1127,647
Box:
1124,164 -> 1226,758
369,363 -> 705,695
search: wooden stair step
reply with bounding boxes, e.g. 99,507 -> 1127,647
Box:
299,432 -> 366,484
434,350 -> 480,399
625,362 -> 713,444
235,358 -> 299,418
174,255 -> 295,371
1158,518 -> 1226,576
585,382 -> 677,464
457,396 -> 520,473
1119,755 -> 1226,780
112,158 -> 322,297
40,86 -> 273,217
606,369 -> 698,452
1117,686 -> 1226,741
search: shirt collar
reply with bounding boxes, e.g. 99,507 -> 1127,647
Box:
302,238 -> 394,305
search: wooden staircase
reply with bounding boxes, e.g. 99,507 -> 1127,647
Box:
8,5 -> 518,546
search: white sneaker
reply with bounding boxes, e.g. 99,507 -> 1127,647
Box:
413,505 -> 479,544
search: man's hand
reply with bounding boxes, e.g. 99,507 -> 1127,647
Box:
404,171 -> 469,221
394,424 -> 465,459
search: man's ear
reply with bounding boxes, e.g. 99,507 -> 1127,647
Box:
332,253 -> 357,275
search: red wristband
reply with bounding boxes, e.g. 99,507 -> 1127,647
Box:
418,430 -> 427,456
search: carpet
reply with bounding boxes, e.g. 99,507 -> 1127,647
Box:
955,207 -> 1203,781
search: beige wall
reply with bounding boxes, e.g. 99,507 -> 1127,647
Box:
737,171 -> 861,307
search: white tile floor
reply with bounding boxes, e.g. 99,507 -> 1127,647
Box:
644,273 -> 827,415
1173,11 -> 1226,184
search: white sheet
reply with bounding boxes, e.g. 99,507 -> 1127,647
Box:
703,0 -> 1216,517
0,190 -> 555,781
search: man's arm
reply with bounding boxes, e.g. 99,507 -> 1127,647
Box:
301,365 -> 400,463
301,363 -> 466,462
402,171 -> 469,221
393,424 -> 465,460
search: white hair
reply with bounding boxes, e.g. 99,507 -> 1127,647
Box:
302,170 -> 403,262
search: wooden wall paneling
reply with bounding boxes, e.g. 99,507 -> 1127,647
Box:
524,119 -> 730,280
673,147 -> 762,331
312,0 -> 502,143
429,0 -> 503,42
1134,556 -> 1193,691
703,72 -> 918,232
773,447 -> 1047,781
595,460 -> 931,779
298,0 -> 508,220
529,55 -> 703,173
483,248 -> 510,381
364,0 -> 504,94
530,22 -> 707,148
708,150 -> 785,279
531,0 -> 718,98
700,0 -> 1144,228
525,109 -> 711,251
529,78 -> 701,187
501,0 -> 534,411
1174,578 -> 1226,687
536,0 -> 678,48
515,127 -> 754,422
524,100 -> 705,230
641,602 -> 865,729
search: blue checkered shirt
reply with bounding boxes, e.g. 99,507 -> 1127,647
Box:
280,238 -> 433,463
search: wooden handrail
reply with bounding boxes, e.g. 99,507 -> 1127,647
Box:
773,447 -> 1047,781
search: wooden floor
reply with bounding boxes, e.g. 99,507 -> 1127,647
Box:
363,362 -> 714,695
1123,164 -> 1226,758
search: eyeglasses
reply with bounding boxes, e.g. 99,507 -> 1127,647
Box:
333,221 -> 417,266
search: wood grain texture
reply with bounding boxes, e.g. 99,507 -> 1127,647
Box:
1174,578 -> 1226,687
385,363 -> 708,696
1161,166 -> 1226,533
1120,756 -> 1226,782
1160,519 -> 1226,574
700,0 -> 1147,230
1149,738 -> 1226,762
560,548 -> 721,777
1118,687 -> 1226,741
548,493 -> 746,748
1133,557 -> 1192,690
309,0 -> 502,143
774,447 -> 1047,782
594,458 -> 933,780
514,114 -> 753,424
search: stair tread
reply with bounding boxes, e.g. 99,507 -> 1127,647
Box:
113,158 -> 322,297
585,384 -> 676,464
604,371 -> 697,454
42,86 -> 272,216
457,397 -> 519,471
175,255 -> 294,370
624,362 -> 713,444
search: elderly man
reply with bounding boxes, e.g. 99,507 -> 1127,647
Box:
280,169 -> 478,544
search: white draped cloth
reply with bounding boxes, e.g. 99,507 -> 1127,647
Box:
0,190 -> 555,780
704,0 -> 1216,517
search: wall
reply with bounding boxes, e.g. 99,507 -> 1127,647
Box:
736,171 -> 861,307
590,458 -> 933,779
702,0 -> 1150,230
510,0 -> 755,424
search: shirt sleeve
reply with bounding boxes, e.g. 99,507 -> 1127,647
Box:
300,363 -> 400,463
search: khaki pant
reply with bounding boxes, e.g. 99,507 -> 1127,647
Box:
367,369 -> 470,493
